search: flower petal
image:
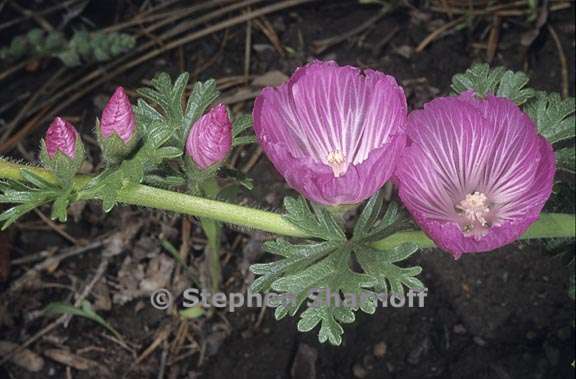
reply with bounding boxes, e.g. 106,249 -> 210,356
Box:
253,60 -> 407,205
395,93 -> 555,257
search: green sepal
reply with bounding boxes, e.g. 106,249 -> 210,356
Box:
96,119 -> 138,165
39,136 -> 85,186
184,155 -> 222,193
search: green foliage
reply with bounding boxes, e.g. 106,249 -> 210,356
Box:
0,169 -> 75,229
451,63 -> 534,104
44,301 -> 123,340
81,120 -> 176,211
232,114 -> 257,146
451,64 -> 575,147
182,80 -> 220,142
0,28 -> 135,67
250,192 -> 424,345
525,92 -> 575,144
135,73 -> 227,149
556,148 -> 575,175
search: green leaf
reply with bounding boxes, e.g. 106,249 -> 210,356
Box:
45,301 -> 123,341
232,135 -> 256,146
1,29 -> 134,66
0,201 -> 46,230
451,63 -> 506,98
451,64 -> 536,105
154,146 -> 183,160
137,72 -> 187,131
232,114 -> 256,146
353,191 -> 385,240
525,92 -> 575,144
0,175 -> 59,229
356,243 -> 424,295
134,99 -> 164,129
232,114 -> 253,137
271,247 -> 376,345
143,175 -> 186,188
182,79 -> 219,141
250,194 -> 423,346
20,169 -> 57,190
249,239 -> 338,293
51,193 -> 70,222
0,190 -> 38,203
283,197 -> 346,241
496,70 -> 535,105
355,201 -> 406,243
556,148 -> 575,174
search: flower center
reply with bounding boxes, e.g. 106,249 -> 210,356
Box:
456,191 -> 492,238
326,150 -> 347,177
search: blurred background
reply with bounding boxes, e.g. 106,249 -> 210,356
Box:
0,1 -> 574,378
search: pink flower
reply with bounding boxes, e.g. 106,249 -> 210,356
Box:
253,61 -> 407,206
45,117 -> 78,159
394,92 -> 556,258
100,86 -> 136,144
186,104 -> 232,169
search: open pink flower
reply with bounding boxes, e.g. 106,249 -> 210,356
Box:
253,61 -> 407,205
100,86 -> 136,144
186,104 -> 232,169
45,117 -> 78,159
395,92 -> 555,258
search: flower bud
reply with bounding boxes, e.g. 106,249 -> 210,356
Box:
40,117 -> 85,184
45,117 -> 78,158
186,104 -> 232,170
97,86 -> 137,163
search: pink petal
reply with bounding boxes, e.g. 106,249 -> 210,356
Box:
253,60 -> 407,205
45,117 -> 78,159
100,86 -> 136,144
395,93 -> 555,257
186,104 -> 232,169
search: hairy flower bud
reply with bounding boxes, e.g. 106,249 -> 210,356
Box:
40,117 -> 85,184
45,117 -> 78,158
186,104 -> 232,170
100,86 -> 136,143
97,86 -> 137,163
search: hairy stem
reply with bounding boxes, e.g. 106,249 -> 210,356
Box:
199,177 -> 222,293
1,159 -> 575,251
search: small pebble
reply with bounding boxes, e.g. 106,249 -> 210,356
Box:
373,342 -> 387,358
353,364 -> 368,378
473,336 -> 486,346
453,324 -> 466,334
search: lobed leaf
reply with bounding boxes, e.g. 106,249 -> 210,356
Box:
283,197 -> 345,241
525,92 -> 575,144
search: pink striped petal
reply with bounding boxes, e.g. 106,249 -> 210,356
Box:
253,60 -> 407,205
395,92 -> 555,257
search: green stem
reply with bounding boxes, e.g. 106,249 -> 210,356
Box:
199,177 -> 222,293
1,159 -> 575,250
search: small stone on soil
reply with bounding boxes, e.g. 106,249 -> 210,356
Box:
373,341 -> 387,358
473,336 -> 486,346
352,363 -> 368,378
453,324 -> 466,334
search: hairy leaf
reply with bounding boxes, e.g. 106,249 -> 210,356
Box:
525,92 -> 575,144
451,63 -> 535,105
556,147 -> 575,174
